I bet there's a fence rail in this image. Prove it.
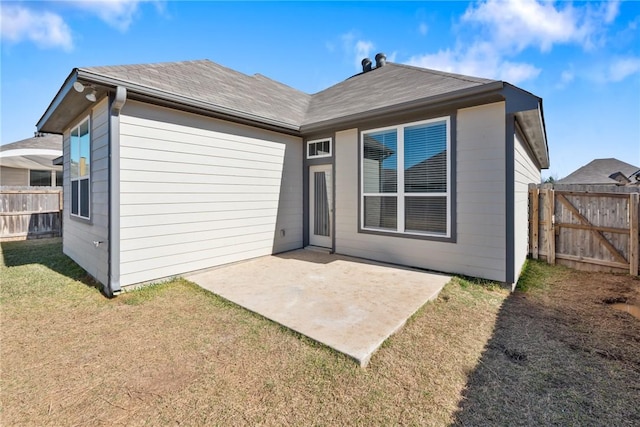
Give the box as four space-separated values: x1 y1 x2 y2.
529 185 639 275
0 187 62 241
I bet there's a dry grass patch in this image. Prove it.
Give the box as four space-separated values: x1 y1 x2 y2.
1 239 507 426
454 261 640 426
4 240 637 426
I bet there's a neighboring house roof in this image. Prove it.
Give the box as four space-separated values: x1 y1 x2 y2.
0 134 62 170
36 58 549 168
557 158 640 185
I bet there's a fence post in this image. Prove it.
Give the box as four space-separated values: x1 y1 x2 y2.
530 187 539 259
544 188 555 265
630 193 639 276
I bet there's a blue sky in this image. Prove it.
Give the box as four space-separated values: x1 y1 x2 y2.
1 0 638 180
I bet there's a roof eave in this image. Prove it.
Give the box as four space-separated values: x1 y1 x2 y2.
502 83 549 169
514 103 549 169
36 69 79 132
38 68 302 135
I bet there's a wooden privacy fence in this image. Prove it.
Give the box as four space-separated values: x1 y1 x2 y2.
0 187 63 241
529 185 639 275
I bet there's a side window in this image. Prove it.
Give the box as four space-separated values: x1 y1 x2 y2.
307 138 332 159
70 117 91 219
29 170 52 186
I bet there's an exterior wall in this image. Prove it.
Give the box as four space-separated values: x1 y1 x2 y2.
335 102 507 282
118 101 302 287
62 98 110 285
0 167 28 186
0 168 62 187
513 130 541 279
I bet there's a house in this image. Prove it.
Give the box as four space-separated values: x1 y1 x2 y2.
0 133 63 186
556 158 640 185
36 55 549 296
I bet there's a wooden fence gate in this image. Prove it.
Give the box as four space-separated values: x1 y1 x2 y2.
529 186 639 275
0 187 63 241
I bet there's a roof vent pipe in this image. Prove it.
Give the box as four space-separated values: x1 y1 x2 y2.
375 53 387 68
361 58 372 73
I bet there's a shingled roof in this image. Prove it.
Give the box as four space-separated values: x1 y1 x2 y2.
0 133 62 171
37 57 549 167
82 60 311 128
557 158 640 185
0 133 62 152
305 63 495 127
72 59 497 130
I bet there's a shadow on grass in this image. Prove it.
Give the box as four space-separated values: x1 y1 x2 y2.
0 238 104 295
452 262 640 426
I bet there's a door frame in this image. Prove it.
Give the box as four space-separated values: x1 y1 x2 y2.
308 164 333 249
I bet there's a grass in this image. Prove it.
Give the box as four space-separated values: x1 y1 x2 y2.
1 239 638 426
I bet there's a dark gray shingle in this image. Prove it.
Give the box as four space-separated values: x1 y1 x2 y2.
557 158 640 184
304 63 495 126
82 60 311 127
80 60 496 129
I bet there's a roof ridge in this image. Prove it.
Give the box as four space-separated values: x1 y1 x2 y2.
81 59 211 71
388 62 497 84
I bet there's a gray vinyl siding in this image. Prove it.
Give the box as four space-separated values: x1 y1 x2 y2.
514 130 541 279
118 101 302 287
335 102 507 282
62 98 110 285
0 167 28 186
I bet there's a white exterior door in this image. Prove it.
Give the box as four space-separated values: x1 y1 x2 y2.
309 164 332 248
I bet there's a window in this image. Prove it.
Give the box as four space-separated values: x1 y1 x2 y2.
55 170 63 187
70 117 90 219
307 138 332 159
29 170 52 186
361 117 450 237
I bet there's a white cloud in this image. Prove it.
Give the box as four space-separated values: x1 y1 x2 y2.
463 0 622 53
418 22 428 36
603 0 620 24
341 31 375 70
0 1 161 50
355 40 374 65
586 56 640 83
607 57 640 82
72 0 150 32
462 0 586 53
406 42 540 84
557 69 575 88
0 5 73 51
404 1 626 85
499 61 541 83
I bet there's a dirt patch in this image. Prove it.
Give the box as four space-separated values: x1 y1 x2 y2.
454 262 640 426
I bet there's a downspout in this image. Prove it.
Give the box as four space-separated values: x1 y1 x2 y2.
108 86 127 296
505 112 516 290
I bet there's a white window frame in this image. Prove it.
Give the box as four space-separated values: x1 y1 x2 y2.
306 138 332 159
360 116 451 238
70 116 91 220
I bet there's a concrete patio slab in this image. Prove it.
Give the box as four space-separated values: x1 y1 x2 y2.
185 249 451 367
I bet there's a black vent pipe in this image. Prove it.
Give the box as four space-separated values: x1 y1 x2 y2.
375 53 387 68
361 58 372 73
